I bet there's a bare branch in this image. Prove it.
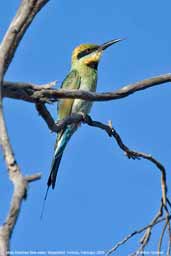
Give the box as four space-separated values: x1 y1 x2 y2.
25 172 42 182
0 1 48 254
2 73 171 103
129 203 164 256
158 220 168 254
35 107 169 206
0 0 49 75
106 214 170 255
3 80 56 103
139 203 163 249
167 237 171 256
36 103 57 131
0 172 41 254
35 105 171 255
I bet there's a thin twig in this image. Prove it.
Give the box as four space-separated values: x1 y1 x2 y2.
165 206 171 256
109 202 163 256
167 237 171 256
158 220 168 254
139 202 163 248
25 173 41 182
140 202 163 245
106 216 169 255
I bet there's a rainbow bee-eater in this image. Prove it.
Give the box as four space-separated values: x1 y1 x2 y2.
47 39 123 190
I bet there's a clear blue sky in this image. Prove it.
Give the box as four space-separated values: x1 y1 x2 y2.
0 0 171 255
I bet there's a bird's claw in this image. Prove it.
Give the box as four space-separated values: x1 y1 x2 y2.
79 112 92 124
125 150 140 160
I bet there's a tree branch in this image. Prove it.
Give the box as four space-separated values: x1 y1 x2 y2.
36 104 171 255
0 0 49 75
0 173 41 254
106 214 169 255
0 1 49 254
2 73 171 103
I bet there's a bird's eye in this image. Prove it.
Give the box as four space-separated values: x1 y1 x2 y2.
77 47 98 59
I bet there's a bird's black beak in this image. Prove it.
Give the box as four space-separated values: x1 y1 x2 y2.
99 38 124 51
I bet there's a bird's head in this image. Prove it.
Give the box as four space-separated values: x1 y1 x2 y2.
71 39 124 69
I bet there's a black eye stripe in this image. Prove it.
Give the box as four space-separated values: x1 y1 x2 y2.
77 46 99 59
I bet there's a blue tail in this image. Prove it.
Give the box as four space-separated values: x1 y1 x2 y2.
47 151 63 189
41 127 76 218
47 127 75 189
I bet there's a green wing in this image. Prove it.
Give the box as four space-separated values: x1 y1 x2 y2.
58 69 81 121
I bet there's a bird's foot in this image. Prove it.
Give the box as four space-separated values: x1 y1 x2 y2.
77 112 92 125
125 150 141 160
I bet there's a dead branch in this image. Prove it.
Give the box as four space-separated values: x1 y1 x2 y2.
106 213 171 255
36 106 168 206
36 104 171 255
0 0 49 75
158 220 168 254
0 0 49 255
0 173 41 254
2 73 171 103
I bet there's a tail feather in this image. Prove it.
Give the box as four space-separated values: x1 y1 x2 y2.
41 126 76 219
47 151 63 189
41 152 63 219
47 126 76 190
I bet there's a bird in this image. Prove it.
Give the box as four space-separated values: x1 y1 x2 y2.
47 38 123 192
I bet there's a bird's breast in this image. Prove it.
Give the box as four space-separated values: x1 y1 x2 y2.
72 74 97 114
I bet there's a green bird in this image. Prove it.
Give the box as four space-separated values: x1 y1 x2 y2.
47 39 123 190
